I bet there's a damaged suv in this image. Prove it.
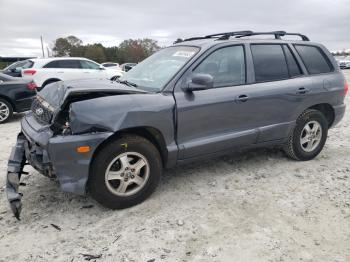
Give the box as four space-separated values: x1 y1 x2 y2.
7 31 347 219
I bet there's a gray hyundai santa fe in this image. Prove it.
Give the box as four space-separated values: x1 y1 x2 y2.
6 31 348 219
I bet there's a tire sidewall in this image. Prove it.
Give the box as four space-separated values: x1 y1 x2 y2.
292 110 328 160
0 99 13 124
89 136 162 209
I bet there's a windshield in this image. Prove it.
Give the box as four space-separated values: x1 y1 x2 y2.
119 46 199 91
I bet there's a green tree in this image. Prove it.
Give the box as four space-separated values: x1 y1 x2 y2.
53 35 83 57
84 44 106 63
52 38 71 56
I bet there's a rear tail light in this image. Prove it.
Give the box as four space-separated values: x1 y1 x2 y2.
344 81 348 96
27 82 37 90
23 69 36 75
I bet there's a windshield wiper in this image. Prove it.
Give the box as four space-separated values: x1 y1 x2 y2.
113 78 138 88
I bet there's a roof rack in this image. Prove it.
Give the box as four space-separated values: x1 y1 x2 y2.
183 30 310 42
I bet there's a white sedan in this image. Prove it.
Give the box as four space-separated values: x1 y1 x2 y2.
21 57 124 89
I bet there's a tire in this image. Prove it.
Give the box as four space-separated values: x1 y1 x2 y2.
88 135 162 209
0 99 13 124
284 109 328 161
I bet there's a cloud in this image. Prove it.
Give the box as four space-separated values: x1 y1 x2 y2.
0 0 349 56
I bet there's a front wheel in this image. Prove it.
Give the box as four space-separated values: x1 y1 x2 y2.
284 109 328 161
88 135 162 209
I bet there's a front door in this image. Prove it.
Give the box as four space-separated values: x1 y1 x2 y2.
174 45 258 159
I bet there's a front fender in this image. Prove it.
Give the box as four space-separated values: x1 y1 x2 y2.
69 93 178 167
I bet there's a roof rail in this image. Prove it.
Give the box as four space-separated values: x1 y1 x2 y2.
182 30 310 42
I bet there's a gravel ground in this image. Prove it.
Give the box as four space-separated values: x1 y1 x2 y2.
0 71 349 262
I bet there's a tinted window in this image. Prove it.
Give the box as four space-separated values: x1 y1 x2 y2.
44 60 80 69
251 44 289 82
44 61 60 68
59 60 81 69
80 60 100 69
283 46 302 77
193 45 245 87
103 63 117 67
294 45 333 74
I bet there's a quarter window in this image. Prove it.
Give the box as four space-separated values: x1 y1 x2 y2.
193 45 246 87
283 46 302 77
294 45 333 74
251 44 289 82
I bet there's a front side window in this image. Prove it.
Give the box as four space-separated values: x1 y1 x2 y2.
193 45 246 87
251 44 289 82
119 46 199 92
294 45 333 74
80 60 101 70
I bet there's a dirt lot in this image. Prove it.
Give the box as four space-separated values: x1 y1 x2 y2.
0 71 349 262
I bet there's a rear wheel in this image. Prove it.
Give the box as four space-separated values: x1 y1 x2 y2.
0 99 13 124
284 109 328 161
88 135 162 209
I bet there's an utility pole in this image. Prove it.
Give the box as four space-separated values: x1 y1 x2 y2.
40 35 45 58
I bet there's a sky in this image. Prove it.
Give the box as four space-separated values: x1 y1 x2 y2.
0 0 349 57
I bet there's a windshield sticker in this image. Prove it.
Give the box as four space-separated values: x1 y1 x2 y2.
172 51 196 58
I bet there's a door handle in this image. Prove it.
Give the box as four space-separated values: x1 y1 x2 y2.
236 94 249 102
57 71 64 73
296 87 309 94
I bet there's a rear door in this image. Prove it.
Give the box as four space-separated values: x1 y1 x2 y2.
245 43 313 142
43 59 81 81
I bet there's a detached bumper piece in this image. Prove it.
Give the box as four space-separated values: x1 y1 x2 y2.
6 134 27 220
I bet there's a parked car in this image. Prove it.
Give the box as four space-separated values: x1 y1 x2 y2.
0 73 37 124
121 63 137 72
6 31 348 219
336 56 350 69
1 60 34 77
21 57 123 89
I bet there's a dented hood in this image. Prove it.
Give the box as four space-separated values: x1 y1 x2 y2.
38 78 147 110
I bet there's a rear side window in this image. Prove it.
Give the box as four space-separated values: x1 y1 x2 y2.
44 60 81 69
193 45 246 87
294 45 333 74
251 44 289 82
44 61 60 68
59 60 81 69
282 46 302 77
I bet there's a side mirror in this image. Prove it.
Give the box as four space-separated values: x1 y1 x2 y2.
99 65 105 70
185 73 214 92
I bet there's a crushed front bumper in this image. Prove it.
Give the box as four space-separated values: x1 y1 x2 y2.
6 114 112 219
6 134 27 220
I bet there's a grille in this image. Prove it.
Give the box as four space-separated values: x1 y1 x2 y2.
31 98 53 125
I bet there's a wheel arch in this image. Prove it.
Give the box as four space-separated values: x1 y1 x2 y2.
0 94 15 112
91 126 168 167
42 78 61 88
308 103 335 127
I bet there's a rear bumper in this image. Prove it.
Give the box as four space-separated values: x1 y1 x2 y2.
332 103 346 127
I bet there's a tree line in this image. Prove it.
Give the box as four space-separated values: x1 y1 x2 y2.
52 36 162 64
